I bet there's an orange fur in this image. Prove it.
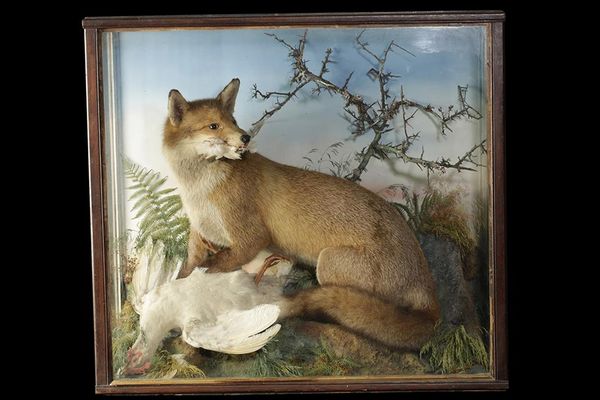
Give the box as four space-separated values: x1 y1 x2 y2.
163 79 440 349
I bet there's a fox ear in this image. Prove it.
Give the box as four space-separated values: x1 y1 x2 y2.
168 89 189 126
216 78 240 115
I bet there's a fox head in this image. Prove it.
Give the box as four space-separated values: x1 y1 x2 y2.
163 78 253 160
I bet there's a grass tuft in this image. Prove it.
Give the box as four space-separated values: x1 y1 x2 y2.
147 350 206 379
252 342 303 377
419 324 488 374
111 301 139 374
305 337 361 376
395 188 475 255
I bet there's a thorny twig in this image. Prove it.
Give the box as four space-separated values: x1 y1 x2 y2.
250 30 486 181
249 82 309 135
377 140 487 173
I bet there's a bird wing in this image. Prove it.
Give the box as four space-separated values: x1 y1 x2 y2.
182 304 281 354
130 240 183 315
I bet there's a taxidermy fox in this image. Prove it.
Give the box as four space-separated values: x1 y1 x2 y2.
163 79 440 350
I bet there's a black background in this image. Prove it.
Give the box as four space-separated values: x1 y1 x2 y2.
30 1 536 399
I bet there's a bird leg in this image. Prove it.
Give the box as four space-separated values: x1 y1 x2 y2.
254 254 290 285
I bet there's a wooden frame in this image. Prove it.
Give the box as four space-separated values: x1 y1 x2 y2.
83 11 506 394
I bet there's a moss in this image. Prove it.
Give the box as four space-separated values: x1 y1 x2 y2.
396 353 428 374
304 337 361 376
252 342 303 377
419 324 489 374
147 350 206 379
194 321 308 378
111 301 139 374
191 324 367 378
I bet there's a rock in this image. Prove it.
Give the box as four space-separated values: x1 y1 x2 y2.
418 233 479 329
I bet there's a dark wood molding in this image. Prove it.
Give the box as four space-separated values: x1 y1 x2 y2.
490 21 508 383
83 12 507 394
85 28 111 386
97 377 508 394
82 11 505 29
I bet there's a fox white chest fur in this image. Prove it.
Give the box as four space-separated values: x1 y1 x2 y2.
165 151 233 247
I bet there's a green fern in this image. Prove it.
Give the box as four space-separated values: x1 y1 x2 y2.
124 159 189 261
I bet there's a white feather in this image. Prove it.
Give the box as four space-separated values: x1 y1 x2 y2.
130 240 182 314
183 304 281 354
124 266 286 374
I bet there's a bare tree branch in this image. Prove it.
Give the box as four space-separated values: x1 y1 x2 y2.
345 129 384 182
453 139 487 169
341 71 354 91
251 30 486 181
377 139 487 173
249 81 309 136
319 48 333 77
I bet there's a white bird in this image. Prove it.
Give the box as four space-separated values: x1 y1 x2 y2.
123 268 284 376
129 240 183 315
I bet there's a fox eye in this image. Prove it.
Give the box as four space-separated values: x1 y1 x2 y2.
232 118 237 125
208 123 219 130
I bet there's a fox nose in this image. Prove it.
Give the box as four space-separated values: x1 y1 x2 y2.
241 134 251 144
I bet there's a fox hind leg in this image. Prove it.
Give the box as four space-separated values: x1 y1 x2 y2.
285 246 438 350
315 246 398 303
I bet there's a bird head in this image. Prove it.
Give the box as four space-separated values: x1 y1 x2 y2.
121 287 180 376
124 348 151 376
122 331 153 376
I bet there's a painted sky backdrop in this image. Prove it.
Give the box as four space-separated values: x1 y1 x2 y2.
104 26 487 206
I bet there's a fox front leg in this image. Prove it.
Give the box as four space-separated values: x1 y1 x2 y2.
203 231 270 274
202 246 261 273
178 230 218 278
